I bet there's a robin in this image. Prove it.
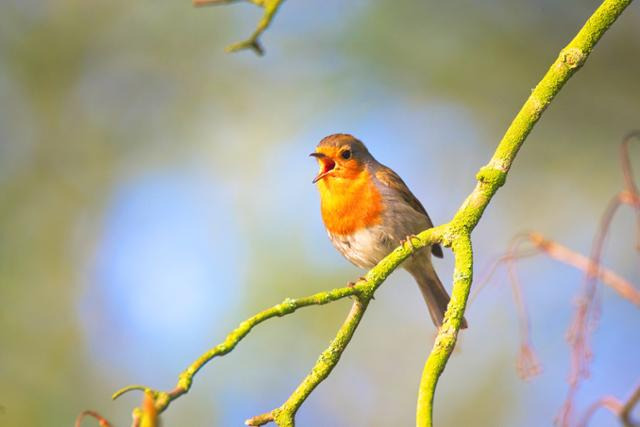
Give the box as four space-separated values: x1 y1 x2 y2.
310 133 467 328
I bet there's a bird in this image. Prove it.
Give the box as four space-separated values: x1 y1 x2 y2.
310 133 467 329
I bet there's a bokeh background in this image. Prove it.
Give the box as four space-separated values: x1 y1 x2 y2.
1 1 639 426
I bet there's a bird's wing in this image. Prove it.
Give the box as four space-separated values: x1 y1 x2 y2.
375 166 444 258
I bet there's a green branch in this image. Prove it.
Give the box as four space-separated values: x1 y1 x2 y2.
112 283 362 410
114 229 443 422
246 298 369 426
194 0 286 55
416 1 633 425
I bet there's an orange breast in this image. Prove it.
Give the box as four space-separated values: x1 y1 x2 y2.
318 169 384 235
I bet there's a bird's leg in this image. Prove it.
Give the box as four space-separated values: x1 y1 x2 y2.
402 234 420 254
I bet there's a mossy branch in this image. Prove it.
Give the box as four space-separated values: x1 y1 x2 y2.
246 297 369 426
112 283 363 410
114 230 444 423
416 0 633 425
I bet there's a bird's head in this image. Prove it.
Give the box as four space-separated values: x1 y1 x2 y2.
310 134 372 183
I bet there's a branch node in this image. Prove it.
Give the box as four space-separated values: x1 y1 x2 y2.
476 166 507 188
225 38 265 56
177 372 192 393
278 297 297 316
196 0 285 55
558 47 586 70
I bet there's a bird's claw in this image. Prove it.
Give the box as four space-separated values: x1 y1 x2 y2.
402 234 420 252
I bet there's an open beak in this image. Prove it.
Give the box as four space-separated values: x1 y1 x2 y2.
309 152 335 183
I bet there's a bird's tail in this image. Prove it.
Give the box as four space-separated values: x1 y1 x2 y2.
407 256 468 329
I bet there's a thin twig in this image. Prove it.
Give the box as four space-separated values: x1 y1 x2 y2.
577 396 623 427
559 194 635 425
113 283 364 410
195 0 286 55
505 240 542 380
75 410 113 427
528 232 640 306
621 131 640 250
558 130 639 425
621 382 640 427
577 381 640 427
473 229 639 381
246 297 369 426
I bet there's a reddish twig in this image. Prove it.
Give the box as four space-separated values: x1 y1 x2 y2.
75 390 159 427
473 133 640 425
75 410 113 427
504 236 542 380
577 381 640 427
621 382 640 427
559 188 639 425
527 232 640 306
621 131 640 250
577 396 623 427
473 230 639 381
470 234 542 379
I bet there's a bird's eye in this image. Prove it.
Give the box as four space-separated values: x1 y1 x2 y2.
340 149 352 160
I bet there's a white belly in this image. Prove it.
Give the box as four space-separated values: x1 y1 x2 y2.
328 225 396 269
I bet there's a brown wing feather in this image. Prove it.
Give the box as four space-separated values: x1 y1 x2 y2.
375 166 443 258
